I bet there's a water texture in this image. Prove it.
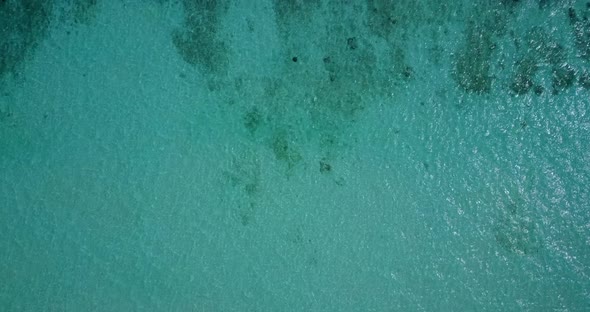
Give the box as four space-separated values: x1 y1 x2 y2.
1 0 589 311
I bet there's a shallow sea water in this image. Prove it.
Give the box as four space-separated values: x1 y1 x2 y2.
1 0 589 311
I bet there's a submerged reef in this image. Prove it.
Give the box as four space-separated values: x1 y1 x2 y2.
0 0 99 85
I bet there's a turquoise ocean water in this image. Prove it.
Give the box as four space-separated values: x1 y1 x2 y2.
1 0 589 311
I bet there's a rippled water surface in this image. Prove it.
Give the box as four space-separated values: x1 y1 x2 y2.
1 1 589 311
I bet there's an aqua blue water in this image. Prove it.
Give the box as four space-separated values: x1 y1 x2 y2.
1 0 589 311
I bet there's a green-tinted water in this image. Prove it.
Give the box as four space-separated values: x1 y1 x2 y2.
1 0 589 311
